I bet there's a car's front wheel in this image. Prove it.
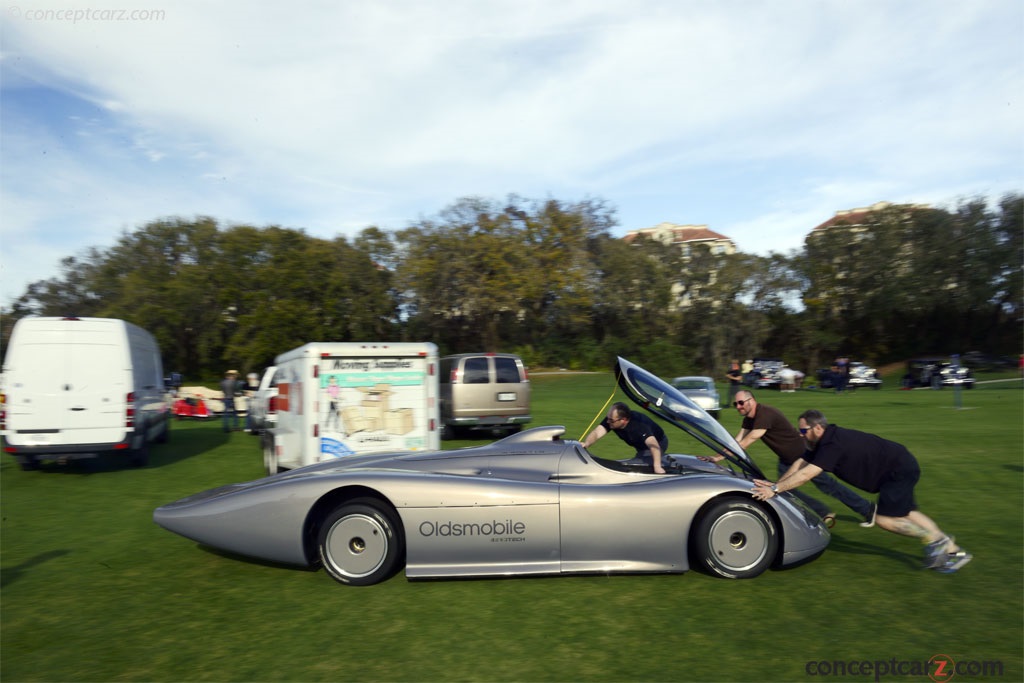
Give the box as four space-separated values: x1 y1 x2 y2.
692 497 778 579
318 500 404 586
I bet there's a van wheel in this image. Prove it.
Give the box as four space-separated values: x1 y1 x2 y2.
263 435 278 475
18 456 39 471
130 439 150 467
156 420 170 443
318 500 404 586
440 424 454 440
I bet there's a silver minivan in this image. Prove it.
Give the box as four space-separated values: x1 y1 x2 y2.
438 353 531 439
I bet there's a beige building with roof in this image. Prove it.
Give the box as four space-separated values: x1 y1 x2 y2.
808 201 931 237
624 222 737 310
624 222 736 257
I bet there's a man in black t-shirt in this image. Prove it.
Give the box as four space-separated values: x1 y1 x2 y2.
583 401 669 474
751 409 972 574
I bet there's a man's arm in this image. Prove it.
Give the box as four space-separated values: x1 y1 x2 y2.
702 427 755 463
736 428 765 451
645 435 665 474
582 425 607 449
752 460 824 500
778 458 804 481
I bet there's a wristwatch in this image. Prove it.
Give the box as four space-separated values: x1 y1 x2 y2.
770 484 779 494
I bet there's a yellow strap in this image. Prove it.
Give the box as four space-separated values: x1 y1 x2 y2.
579 386 618 441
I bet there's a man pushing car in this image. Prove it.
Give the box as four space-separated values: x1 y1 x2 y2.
750 409 971 574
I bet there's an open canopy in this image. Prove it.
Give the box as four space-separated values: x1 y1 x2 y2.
614 357 766 479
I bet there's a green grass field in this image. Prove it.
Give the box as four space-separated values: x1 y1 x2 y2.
3 373 1022 682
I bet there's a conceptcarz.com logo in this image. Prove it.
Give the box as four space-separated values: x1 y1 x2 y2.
804 654 1005 682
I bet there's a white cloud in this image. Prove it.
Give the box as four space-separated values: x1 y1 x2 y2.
1 0 1021 306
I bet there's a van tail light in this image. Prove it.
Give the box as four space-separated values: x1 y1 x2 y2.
126 392 135 428
1 392 6 430
268 396 277 415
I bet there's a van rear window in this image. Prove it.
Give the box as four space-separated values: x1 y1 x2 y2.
495 358 521 383
463 357 490 384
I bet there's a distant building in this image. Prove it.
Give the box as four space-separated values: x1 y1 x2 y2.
805 201 938 304
808 201 931 239
624 222 736 258
624 222 737 310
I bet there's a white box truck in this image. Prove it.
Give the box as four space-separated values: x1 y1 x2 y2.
1 317 170 469
263 342 440 474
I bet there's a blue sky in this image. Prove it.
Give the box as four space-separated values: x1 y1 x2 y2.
2 0 1021 307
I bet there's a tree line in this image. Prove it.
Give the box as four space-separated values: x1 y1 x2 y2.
3 193 1020 381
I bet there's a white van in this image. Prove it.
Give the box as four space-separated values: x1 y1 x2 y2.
1 317 169 469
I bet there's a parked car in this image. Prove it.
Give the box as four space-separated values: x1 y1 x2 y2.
903 359 975 389
748 358 785 389
670 376 721 418
960 351 1016 372
816 362 882 390
154 356 830 587
247 366 278 435
438 353 531 439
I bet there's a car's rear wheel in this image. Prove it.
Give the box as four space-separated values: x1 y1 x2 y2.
692 497 778 579
318 500 404 586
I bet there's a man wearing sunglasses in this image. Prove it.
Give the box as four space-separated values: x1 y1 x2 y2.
583 402 669 474
751 410 971 574
703 390 873 528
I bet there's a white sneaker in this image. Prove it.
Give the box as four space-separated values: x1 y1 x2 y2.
859 503 877 528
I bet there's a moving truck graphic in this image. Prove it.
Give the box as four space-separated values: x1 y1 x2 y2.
263 342 439 474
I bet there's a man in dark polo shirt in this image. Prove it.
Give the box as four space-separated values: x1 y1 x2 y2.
583 402 668 474
751 409 972 574
703 390 873 527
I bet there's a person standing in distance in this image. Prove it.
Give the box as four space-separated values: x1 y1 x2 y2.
583 402 668 474
725 359 743 404
751 409 971 573
219 369 242 433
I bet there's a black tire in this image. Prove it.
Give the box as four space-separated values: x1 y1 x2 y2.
129 437 149 468
440 423 455 440
691 497 778 579
262 435 278 475
18 456 40 471
318 500 404 586
156 418 170 443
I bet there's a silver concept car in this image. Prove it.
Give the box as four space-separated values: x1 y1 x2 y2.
154 358 830 586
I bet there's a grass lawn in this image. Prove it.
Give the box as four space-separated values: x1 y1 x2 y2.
2 372 1022 682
